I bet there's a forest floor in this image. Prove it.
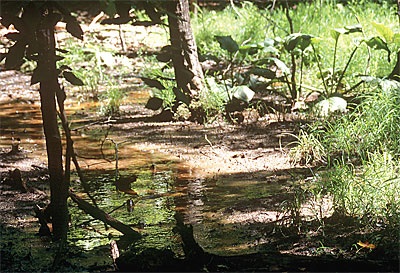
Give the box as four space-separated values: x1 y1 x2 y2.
0 15 399 272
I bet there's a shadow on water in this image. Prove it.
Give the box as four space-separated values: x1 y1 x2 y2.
0 91 303 265
6 86 393 272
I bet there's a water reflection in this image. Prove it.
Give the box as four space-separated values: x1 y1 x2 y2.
0 85 293 258
186 178 206 224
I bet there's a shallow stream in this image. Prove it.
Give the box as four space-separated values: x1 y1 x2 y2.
0 85 296 270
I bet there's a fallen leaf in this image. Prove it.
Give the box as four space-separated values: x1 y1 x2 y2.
357 241 376 249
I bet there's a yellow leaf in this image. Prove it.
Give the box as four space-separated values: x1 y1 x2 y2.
357 241 376 249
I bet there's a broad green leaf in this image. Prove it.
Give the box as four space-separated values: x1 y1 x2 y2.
180 68 195 84
240 41 279 55
65 16 84 40
157 45 172 62
311 37 323 44
215 35 239 53
173 87 190 105
101 0 117 17
364 36 391 62
262 46 280 55
5 32 21 41
5 41 26 69
31 67 42 85
314 96 347 117
145 97 163 110
262 38 275 47
331 25 362 41
43 12 62 27
270 57 290 75
205 77 226 99
156 51 172 62
284 33 313 52
56 47 69 54
344 24 362 33
59 64 73 71
393 33 400 46
331 28 346 40
0 53 6 63
251 67 276 79
231 85 255 103
56 86 66 106
359 75 382 84
372 21 394 43
239 44 259 55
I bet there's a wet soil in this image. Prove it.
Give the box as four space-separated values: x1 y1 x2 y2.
1 72 398 272
1 18 399 272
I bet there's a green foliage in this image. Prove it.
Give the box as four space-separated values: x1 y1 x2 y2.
288 128 326 166
192 2 270 59
99 85 126 117
58 38 114 99
198 77 229 120
193 1 397 111
299 79 400 230
324 79 400 158
319 151 400 229
141 63 177 111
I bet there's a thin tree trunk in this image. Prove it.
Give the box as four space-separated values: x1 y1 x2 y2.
37 10 69 241
165 0 204 99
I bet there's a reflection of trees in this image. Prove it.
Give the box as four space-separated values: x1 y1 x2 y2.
186 178 206 224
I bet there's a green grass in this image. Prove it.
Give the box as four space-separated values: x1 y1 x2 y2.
295 79 400 230
324 79 400 158
192 1 397 101
193 2 270 60
318 150 400 229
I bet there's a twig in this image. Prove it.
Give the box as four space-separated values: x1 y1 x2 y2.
69 190 141 238
119 25 126 52
88 11 105 31
106 138 120 184
204 134 213 148
56 86 100 211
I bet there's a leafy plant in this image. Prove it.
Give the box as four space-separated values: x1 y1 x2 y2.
323 79 400 159
99 85 125 117
305 78 400 230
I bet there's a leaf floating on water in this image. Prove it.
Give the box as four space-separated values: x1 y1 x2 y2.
357 241 376 250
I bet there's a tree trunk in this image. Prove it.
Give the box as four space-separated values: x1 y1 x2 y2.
165 0 204 100
36 10 69 241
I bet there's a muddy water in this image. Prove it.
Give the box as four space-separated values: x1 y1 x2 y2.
0 87 292 266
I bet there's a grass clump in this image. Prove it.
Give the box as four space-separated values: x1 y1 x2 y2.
304 79 400 230
99 85 126 117
193 2 270 59
319 150 400 229
324 79 400 159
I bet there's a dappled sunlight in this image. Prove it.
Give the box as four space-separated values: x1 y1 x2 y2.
1 0 398 270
